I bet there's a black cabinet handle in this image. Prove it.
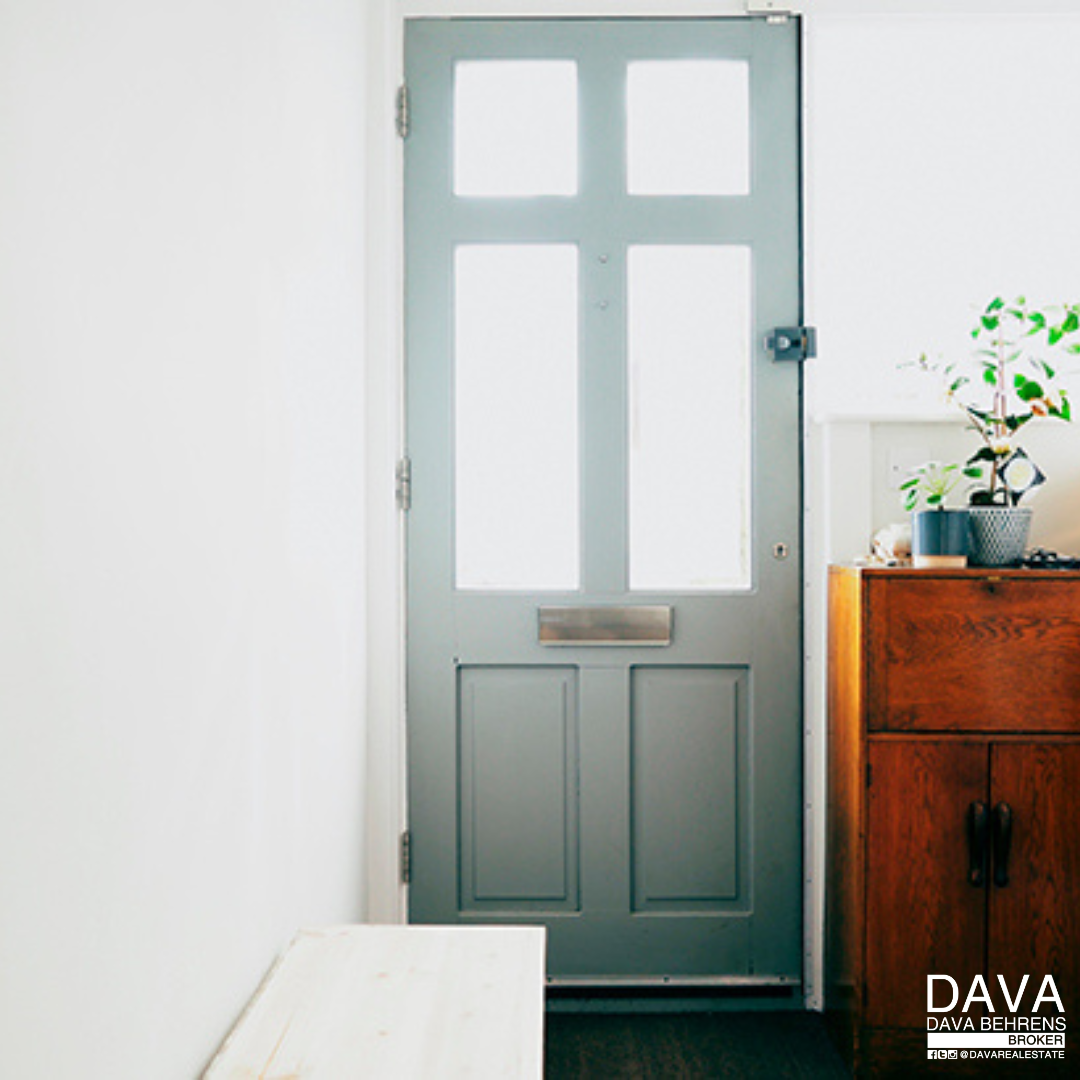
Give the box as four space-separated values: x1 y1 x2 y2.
993 802 1013 888
967 801 989 887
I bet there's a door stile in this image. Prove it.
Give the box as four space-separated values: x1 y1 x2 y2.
578 49 629 598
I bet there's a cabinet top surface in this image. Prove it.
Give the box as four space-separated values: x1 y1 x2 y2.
830 565 1080 581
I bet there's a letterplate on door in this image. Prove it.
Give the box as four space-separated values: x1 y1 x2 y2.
538 606 672 646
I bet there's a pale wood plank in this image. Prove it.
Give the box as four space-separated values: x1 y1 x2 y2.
204 925 546 1079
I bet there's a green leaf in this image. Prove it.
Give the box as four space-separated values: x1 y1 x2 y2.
1040 360 1057 379
1018 380 1044 402
1061 396 1072 422
987 297 1005 313
927 493 943 507
899 477 919 490
1066 344 1080 355
1029 311 1046 328
904 490 918 512
1063 311 1079 333
983 367 998 385
962 466 984 478
982 315 1000 332
970 447 999 463
1049 327 1064 346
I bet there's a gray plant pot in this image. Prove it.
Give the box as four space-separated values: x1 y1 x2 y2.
911 508 970 568
968 506 1033 567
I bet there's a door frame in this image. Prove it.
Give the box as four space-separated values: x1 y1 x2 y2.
361 0 822 1006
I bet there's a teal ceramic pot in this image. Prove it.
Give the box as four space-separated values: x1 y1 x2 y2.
911 508 970 568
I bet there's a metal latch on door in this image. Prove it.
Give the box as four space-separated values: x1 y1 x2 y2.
766 326 817 362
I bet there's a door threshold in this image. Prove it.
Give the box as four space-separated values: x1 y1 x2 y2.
546 975 799 989
546 983 804 1014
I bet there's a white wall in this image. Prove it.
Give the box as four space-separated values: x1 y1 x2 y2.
806 8 1080 558
0 2 369 1076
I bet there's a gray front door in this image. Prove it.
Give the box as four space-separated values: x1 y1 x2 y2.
405 17 802 984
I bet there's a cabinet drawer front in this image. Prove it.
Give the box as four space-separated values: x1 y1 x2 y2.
866 577 1080 733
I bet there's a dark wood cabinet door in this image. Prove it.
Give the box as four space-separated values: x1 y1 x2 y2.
989 742 1080 1018
865 740 988 1028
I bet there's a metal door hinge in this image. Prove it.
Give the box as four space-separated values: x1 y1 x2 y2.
396 456 412 511
400 830 412 884
396 84 410 139
766 326 817 363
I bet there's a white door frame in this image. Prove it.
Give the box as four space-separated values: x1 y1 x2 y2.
360 0 826 1009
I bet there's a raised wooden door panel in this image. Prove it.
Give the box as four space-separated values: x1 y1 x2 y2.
865 740 988 1029
865 574 1080 734
989 742 1080 1018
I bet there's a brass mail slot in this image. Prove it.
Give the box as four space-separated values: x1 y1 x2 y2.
538 606 672 647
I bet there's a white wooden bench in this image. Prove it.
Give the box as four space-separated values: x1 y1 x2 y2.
204 925 546 1079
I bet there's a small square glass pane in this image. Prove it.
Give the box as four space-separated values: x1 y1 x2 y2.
455 245 580 590
627 61 750 196
628 245 752 591
455 61 578 196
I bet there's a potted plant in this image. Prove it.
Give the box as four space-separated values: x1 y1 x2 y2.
911 296 1080 566
900 461 975 568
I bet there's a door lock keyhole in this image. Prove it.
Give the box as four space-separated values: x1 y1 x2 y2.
773 542 790 561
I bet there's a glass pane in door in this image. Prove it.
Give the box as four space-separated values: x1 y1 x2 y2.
628 245 752 590
627 61 750 196
455 61 578 196
455 244 580 590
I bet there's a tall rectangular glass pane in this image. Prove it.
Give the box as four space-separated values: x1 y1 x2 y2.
628 246 752 591
627 61 750 196
455 61 578 196
455 245 579 590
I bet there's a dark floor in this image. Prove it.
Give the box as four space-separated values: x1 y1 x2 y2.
545 1012 851 1079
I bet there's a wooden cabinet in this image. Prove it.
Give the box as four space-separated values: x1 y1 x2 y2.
827 567 1080 1077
